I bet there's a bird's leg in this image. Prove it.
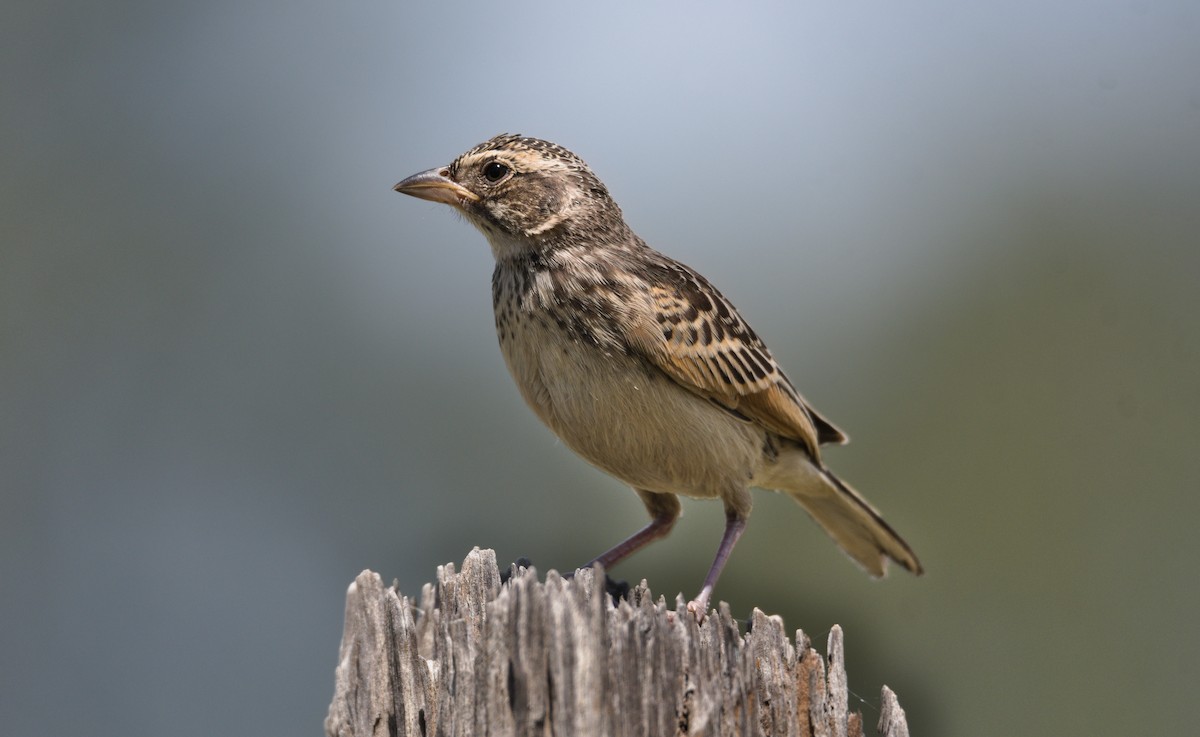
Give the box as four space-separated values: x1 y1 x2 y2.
687 507 748 616
585 490 680 571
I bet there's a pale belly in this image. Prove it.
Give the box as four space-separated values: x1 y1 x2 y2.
498 321 768 498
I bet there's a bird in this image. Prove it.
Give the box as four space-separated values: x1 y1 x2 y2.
393 134 922 613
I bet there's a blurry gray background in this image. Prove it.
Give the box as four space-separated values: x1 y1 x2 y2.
3 1 1198 735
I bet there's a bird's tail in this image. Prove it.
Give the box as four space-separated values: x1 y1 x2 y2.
786 466 923 577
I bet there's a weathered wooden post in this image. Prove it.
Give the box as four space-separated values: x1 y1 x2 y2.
326 548 911 737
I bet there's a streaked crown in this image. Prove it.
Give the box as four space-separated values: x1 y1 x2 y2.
400 134 630 257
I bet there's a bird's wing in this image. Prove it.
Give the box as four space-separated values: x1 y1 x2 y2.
624 256 847 457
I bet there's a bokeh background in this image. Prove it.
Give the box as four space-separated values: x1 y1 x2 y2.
3 2 1198 735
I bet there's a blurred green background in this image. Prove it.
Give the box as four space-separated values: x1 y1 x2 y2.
3 2 1197 735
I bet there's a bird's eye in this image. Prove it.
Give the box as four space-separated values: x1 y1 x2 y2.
482 161 510 182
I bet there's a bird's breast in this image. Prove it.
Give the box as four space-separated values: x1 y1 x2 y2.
491 266 766 497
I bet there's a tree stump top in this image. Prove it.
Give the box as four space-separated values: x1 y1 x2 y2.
326 548 911 737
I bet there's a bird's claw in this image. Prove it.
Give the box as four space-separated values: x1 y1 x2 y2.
685 599 710 623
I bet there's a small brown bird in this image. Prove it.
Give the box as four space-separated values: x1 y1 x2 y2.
394 134 921 612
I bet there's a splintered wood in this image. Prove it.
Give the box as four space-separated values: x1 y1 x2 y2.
325 548 911 737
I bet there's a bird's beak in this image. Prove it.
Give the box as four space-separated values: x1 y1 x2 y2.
393 167 480 207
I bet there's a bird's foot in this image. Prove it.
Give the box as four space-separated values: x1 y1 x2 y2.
559 563 631 606
602 575 631 604
684 586 714 622
665 588 713 624
499 557 534 585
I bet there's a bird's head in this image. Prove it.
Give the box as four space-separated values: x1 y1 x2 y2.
394 134 628 259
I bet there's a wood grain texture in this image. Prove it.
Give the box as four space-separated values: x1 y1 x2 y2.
325 548 911 737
